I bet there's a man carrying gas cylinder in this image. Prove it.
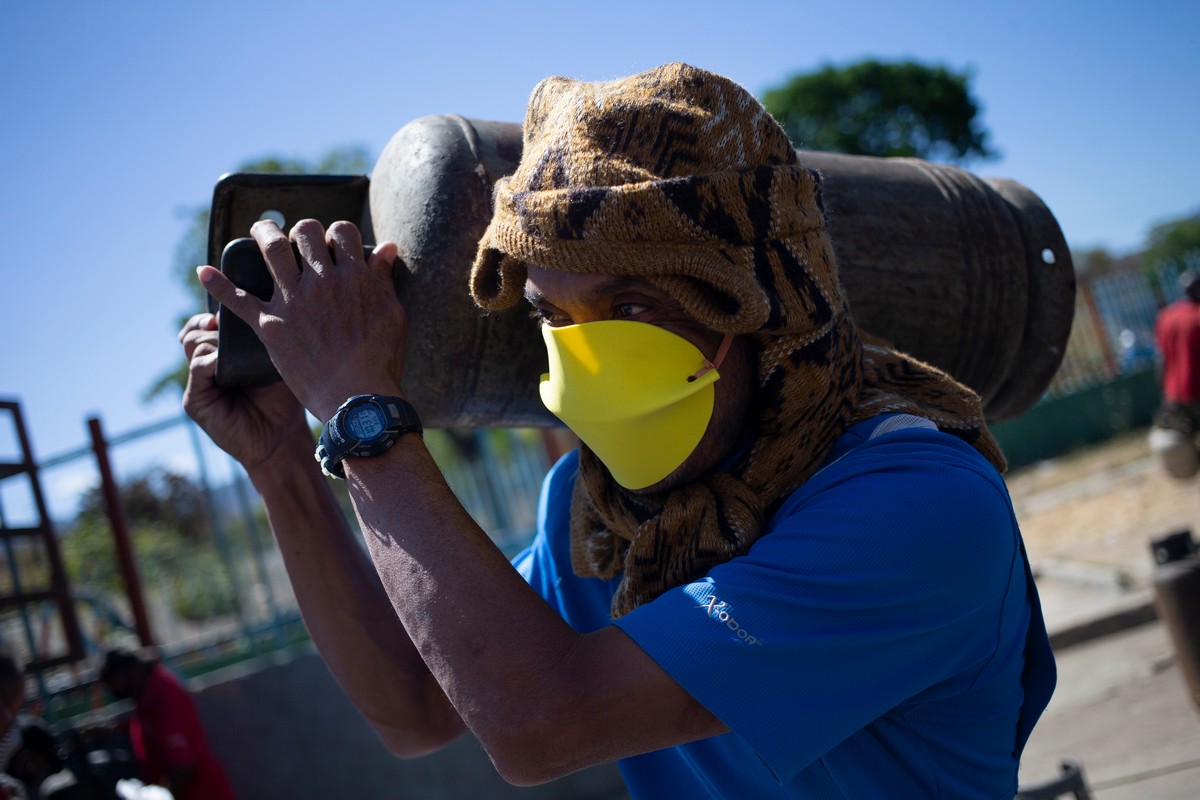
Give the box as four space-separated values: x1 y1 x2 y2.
180 63 1055 798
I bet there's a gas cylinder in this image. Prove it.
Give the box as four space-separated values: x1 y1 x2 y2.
1150 529 1200 710
208 115 1076 429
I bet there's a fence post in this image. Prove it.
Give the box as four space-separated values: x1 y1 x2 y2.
87 416 155 648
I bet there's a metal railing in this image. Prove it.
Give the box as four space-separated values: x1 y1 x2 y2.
1046 263 1185 399
5 408 552 722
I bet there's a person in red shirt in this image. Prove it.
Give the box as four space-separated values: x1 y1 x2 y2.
0 653 27 800
1156 270 1200 408
100 650 235 800
1151 270 1200 477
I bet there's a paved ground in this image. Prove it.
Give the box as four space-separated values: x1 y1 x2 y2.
1006 429 1200 798
1009 429 1199 615
1018 624 1200 798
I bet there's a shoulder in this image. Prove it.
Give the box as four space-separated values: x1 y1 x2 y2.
766 415 1018 581
782 415 1009 504
1160 300 1200 325
146 665 196 713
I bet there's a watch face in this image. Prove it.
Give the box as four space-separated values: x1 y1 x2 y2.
345 404 387 441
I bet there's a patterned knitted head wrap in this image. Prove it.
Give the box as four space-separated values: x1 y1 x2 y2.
471 63 1004 617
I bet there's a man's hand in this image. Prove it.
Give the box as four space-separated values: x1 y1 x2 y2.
196 219 405 423
179 312 308 471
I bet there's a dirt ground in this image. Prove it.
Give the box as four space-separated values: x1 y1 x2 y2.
1004 427 1200 592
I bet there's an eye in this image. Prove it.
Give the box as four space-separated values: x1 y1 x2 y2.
612 302 649 320
529 306 570 327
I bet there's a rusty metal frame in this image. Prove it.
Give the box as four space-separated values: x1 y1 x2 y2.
0 400 85 672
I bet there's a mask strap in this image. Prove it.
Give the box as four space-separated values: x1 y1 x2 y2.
689 334 736 382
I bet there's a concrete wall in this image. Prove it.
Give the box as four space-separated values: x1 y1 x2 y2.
191 651 629 800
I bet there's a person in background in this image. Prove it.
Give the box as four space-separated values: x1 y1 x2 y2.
0 652 28 800
99 650 234 800
1156 270 1200 422
1150 270 1200 477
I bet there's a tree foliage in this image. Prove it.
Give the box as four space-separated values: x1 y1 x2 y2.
1144 212 1200 273
75 468 209 541
145 145 373 401
761 59 995 164
1073 247 1142 278
63 467 240 622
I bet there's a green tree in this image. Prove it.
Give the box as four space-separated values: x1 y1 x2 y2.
75 467 209 541
62 468 240 622
1144 212 1200 274
145 145 373 401
1073 247 1142 278
761 59 995 164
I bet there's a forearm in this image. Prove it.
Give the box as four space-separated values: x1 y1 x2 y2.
339 436 724 785
248 430 465 754
190 220 723 782
342 436 593 774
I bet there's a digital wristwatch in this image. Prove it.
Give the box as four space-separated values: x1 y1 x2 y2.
315 394 423 479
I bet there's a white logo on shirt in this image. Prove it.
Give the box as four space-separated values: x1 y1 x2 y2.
696 594 763 645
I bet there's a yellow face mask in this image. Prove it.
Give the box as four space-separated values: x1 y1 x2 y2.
539 320 730 490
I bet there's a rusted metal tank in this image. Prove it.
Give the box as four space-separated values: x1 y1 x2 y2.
209 114 1075 428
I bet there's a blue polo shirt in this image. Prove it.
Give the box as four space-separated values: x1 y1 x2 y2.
514 415 1055 799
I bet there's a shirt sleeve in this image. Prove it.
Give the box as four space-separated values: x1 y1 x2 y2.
614 433 1023 782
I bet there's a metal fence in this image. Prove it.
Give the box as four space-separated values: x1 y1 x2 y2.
1046 262 1185 398
2 410 552 722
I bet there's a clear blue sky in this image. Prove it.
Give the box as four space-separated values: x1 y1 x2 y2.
2 0 1197 492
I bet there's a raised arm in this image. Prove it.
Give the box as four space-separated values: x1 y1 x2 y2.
179 311 465 755
193 219 726 784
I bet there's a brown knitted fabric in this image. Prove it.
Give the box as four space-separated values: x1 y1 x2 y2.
471 63 1005 618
